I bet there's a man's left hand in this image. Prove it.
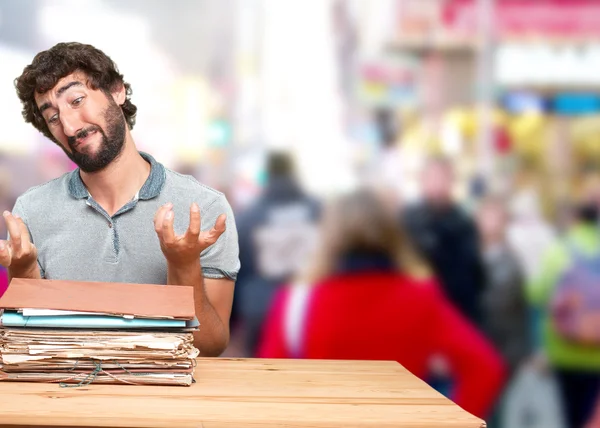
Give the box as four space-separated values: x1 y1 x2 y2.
154 202 226 267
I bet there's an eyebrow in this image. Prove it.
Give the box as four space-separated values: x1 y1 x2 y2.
38 81 84 114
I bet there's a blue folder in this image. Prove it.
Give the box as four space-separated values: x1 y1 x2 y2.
1 311 186 329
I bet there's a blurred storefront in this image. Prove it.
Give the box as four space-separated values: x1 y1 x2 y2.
352 0 600 215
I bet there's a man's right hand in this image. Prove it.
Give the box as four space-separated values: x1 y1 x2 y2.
0 211 40 278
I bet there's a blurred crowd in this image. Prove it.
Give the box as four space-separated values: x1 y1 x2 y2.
1 123 599 428
2 145 597 427
227 150 600 428
2 2 600 427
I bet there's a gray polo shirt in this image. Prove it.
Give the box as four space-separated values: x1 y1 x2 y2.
10 152 240 284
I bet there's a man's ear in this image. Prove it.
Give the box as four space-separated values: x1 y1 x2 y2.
112 83 126 106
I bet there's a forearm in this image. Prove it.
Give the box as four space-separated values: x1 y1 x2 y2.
8 264 41 283
167 260 228 356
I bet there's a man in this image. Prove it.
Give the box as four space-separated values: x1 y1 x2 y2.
529 181 600 428
234 151 320 356
402 156 487 397
2 42 240 357
403 156 486 326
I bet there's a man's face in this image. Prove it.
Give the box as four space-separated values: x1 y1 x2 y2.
34 72 126 173
477 203 506 242
421 162 453 205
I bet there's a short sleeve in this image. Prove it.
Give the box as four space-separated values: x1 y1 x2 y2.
199 194 240 281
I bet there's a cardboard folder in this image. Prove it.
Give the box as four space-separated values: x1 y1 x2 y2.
0 327 199 386
0 371 194 386
0 278 195 320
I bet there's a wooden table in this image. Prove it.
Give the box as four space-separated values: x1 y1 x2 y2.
0 358 485 428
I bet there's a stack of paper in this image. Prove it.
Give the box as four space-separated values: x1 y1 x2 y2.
0 279 199 387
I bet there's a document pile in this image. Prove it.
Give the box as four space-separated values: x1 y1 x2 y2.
0 278 199 386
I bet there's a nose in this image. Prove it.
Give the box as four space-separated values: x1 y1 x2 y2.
59 110 83 137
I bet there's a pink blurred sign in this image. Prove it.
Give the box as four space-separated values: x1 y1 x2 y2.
443 0 600 37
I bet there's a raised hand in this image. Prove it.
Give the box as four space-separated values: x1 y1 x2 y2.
154 202 226 267
0 211 39 276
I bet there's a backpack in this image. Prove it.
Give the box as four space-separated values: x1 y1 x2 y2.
550 242 600 345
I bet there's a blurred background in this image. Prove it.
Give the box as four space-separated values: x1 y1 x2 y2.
3 0 600 427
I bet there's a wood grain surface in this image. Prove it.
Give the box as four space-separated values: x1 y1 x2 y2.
0 358 485 428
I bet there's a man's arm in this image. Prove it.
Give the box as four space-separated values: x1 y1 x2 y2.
155 201 238 357
2 210 41 283
401 205 430 258
8 263 41 283
167 259 233 356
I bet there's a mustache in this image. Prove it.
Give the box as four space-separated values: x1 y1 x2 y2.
68 126 101 147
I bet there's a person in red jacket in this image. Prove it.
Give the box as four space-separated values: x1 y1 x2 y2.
257 188 506 419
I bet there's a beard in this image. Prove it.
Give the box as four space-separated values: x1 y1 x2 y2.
64 97 126 173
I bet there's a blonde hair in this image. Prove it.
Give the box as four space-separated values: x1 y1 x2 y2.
301 188 430 283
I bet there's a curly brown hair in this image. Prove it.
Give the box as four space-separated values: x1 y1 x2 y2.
14 42 137 142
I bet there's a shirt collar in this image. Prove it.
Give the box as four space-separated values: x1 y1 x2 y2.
68 151 166 200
